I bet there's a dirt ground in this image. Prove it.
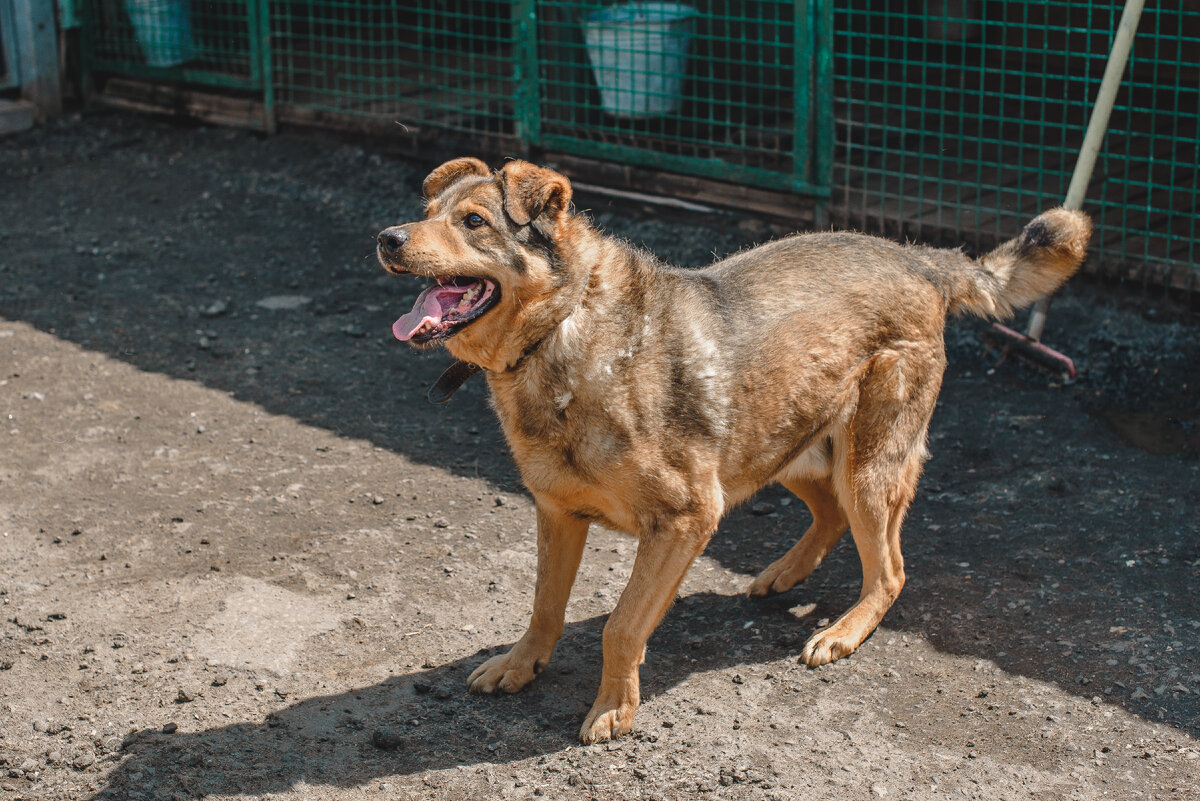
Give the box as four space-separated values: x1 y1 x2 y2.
1 111 1198 801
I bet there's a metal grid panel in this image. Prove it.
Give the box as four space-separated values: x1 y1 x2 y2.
536 1 821 192
269 0 518 141
84 0 260 88
831 0 1199 290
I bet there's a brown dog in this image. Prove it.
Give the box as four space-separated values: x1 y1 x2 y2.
376 158 1091 743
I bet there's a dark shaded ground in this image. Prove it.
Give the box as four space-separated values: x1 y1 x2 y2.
0 112 1197 801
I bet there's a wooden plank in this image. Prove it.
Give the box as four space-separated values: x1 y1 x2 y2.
95 78 266 131
13 0 62 116
546 152 815 224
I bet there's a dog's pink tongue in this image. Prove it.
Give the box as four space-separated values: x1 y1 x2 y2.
393 284 467 341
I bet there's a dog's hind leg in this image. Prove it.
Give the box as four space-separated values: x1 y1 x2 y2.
468 502 589 694
799 349 939 667
747 476 848 597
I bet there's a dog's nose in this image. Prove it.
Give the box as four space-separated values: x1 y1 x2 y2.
378 227 409 253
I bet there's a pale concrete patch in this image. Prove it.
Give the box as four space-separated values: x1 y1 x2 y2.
195 576 342 674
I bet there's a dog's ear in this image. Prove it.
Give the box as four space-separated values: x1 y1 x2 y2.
422 157 491 199
500 160 572 237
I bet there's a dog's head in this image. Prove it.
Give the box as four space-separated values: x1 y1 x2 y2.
376 158 579 370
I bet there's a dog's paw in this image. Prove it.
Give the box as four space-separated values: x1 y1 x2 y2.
466 648 548 694
746 557 804 597
799 623 859 667
579 697 637 744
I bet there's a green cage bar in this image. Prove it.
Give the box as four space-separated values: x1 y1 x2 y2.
829 0 1198 288
269 0 520 145
77 0 1199 292
83 0 262 90
534 0 827 195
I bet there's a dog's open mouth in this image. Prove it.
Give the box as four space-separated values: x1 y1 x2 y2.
393 276 499 344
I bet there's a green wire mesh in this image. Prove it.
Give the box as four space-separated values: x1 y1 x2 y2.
536 1 818 192
84 0 260 87
831 0 1198 290
79 0 1198 291
269 0 517 141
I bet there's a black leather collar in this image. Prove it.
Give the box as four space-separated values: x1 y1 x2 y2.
426 334 549 404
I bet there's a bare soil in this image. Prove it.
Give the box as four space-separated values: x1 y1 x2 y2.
1 112 1198 801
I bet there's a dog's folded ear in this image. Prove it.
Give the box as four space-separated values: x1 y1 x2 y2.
500 160 573 238
423 157 491 199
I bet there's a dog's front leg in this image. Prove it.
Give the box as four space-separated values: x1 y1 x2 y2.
468 502 588 694
580 522 713 744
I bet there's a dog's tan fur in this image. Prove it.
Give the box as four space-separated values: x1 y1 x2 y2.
377 158 1091 743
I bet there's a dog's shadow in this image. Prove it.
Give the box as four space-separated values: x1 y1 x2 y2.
90 517 1198 800
91 590 835 799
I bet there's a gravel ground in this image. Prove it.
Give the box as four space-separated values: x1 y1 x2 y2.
1 112 1197 801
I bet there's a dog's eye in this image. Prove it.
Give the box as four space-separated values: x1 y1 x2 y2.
463 213 486 230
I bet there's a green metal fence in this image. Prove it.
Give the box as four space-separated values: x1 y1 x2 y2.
534 1 828 194
83 0 265 90
832 0 1199 290
81 0 1198 290
269 0 518 143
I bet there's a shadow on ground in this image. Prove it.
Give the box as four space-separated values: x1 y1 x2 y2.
4 116 1196 798
90 549 1197 799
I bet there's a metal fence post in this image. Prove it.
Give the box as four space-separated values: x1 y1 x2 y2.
513 0 541 152
812 0 833 228
255 0 276 134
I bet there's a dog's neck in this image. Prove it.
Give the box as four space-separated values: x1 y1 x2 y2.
486 225 662 397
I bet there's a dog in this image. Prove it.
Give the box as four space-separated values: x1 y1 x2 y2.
376 157 1091 743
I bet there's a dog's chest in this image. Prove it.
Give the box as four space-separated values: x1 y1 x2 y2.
491 380 644 523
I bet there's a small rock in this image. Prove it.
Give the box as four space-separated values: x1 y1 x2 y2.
750 501 775 516
211 676 227 687
719 774 735 786
255 295 312 311
433 517 450 528
371 495 385 505
32 720 49 733
175 689 195 704
494 496 506 507
162 722 178 734
19 758 37 773
102 736 123 753
871 783 888 796
200 300 229 317
73 752 95 770
371 728 403 750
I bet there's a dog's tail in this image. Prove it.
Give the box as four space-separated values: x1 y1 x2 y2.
947 208 1092 319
